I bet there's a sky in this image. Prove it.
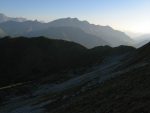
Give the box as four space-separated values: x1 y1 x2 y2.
0 0 150 34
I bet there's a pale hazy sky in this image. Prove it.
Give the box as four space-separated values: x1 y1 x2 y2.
0 0 150 34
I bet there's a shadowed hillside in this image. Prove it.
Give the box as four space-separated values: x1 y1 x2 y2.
46 43 150 113
0 36 135 87
2 37 149 113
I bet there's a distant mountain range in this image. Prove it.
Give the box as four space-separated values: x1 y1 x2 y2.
47 18 133 47
0 13 150 113
0 13 133 48
0 14 150 113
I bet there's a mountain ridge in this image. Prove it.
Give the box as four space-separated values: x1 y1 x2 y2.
0 36 135 87
0 14 134 48
48 17 133 47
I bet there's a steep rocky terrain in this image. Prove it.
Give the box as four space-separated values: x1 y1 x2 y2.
0 37 149 113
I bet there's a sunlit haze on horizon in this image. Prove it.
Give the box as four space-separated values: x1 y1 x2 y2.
0 0 150 34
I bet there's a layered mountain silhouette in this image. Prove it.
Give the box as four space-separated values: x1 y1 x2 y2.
0 20 46 36
0 13 149 113
26 26 109 48
0 14 133 48
48 18 133 47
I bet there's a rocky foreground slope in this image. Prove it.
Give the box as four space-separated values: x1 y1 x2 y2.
0 37 149 113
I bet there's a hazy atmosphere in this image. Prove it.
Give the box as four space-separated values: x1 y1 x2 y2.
0 0 150 35
0 1 150 113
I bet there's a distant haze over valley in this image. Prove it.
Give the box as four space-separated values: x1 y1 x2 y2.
0 13 149 48
1 1 150 112
0 13 147 38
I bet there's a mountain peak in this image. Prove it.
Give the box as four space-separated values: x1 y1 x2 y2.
0 14 133 47
49 17 90 26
